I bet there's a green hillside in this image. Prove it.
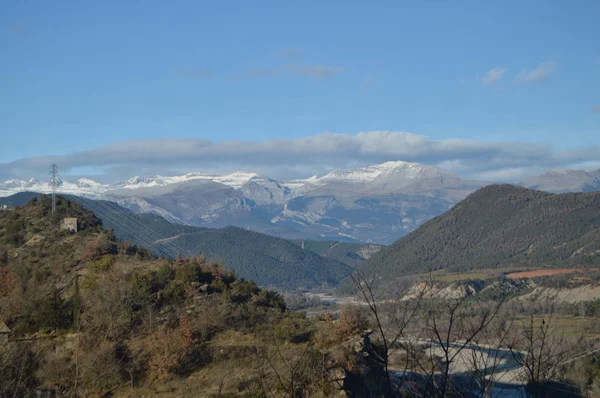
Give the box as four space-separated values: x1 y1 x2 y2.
341 184 600 292
73 196 353 289
169 227 353 289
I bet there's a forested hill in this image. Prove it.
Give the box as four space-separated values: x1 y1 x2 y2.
0 193 354 290
166 226 353 289
343 184 600 289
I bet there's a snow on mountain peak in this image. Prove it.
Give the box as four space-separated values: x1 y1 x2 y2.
319 160 436 183
110 170 262 191
377 160 414 169
77 178 103 188
0 160 456 198
24 178 43 188
3 179 26 189
211 171 261 188
127 176 143 185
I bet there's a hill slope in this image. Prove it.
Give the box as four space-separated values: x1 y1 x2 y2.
167 227 353 289
76 197 354 289
343 185 600 291
0 193 353 289
0 196 327 396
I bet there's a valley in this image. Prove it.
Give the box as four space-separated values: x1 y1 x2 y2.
2 183 600 397
3 2 599 396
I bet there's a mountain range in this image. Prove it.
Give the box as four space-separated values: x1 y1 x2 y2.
2 161 599 244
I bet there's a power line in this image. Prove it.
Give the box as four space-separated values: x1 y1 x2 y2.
98 200 188 256
49 163 59 213
79 197 188 258
79 199 166 251
86 200 178 257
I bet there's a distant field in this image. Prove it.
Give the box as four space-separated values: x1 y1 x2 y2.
408 267 532 282
506 268 600 279
433 272 489 282
513 315 600 339
404 267 599 282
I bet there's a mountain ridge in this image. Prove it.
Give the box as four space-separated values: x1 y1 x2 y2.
0 160 463 197
3 162 599 244
340 184 600 294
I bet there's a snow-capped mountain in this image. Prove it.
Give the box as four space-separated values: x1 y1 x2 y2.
2 162 598 243
0 177 105 197
0 171 265 198
0 161 487 243
110 171 261 191
319 161 444 183
14 161 600 243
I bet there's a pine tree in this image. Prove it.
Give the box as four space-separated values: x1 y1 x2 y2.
0 249 8 265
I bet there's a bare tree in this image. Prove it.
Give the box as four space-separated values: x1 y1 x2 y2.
506 311 585 397
255 334 338 398
0 342 40 397
350 272 509 398
351 271 424 396
458 318 515 398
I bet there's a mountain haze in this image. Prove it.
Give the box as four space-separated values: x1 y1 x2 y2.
521 168 600 193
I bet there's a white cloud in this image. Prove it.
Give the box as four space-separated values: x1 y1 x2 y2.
0 131 600 180
1 131 599 182
482 68 507 86
515 61 556 83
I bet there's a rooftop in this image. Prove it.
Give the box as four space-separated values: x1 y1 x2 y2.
0 322 10 333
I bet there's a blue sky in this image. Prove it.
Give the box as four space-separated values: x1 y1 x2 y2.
1 0 599 182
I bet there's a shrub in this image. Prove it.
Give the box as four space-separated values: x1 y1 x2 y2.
88 255 115 272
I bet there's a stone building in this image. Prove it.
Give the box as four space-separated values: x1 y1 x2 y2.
0 322 10 344
60 217 78 232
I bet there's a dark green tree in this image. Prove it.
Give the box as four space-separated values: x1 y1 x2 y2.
39 290 72 330
73 276 81 331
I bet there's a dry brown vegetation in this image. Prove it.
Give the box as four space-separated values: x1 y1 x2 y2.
2 197 600 397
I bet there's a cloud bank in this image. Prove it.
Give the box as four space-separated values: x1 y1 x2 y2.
515 61 556 83
2 131 599 183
